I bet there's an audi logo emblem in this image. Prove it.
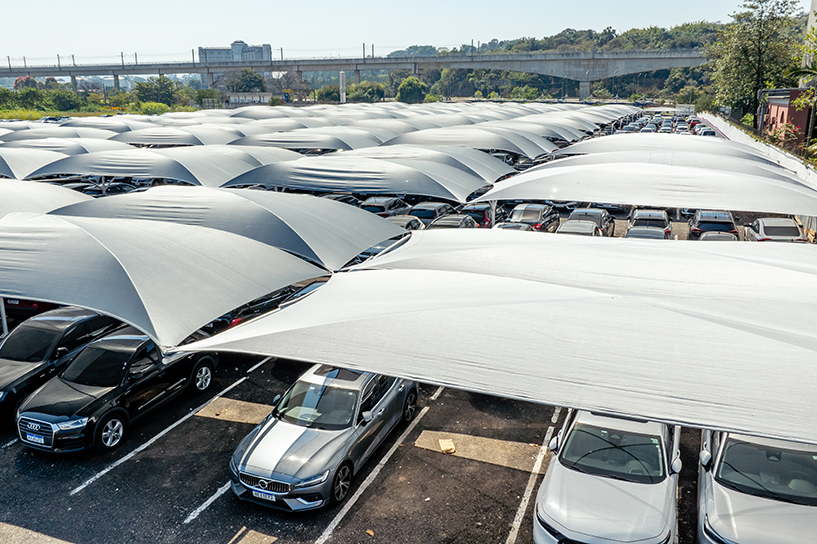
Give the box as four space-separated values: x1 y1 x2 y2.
258 480 268 490
27 422 40 431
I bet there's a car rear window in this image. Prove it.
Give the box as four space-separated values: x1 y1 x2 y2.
633 219 667 228
570 213 602 226
361 205 386 213
409 209 437 219
510 208 541 221
764 226 801 236
463 210 487 222
697 222 735 232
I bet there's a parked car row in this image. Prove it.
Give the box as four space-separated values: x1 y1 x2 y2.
534 410 817 544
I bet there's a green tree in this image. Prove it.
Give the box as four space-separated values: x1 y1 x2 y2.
316 85 340 102
134 75 179 106
396 76 427 103
708 0 798 126
48 89 84 111
224 69 266 93
14 76 38 90
347 82 385 103
15 88 46 109
194 88 220 106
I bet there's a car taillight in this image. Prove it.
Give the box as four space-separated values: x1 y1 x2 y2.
377 212 388 218
729 230 739 235
530 223 543 230
757 238 771 241
665 227 671 234
229 318 243 328
691 228 702 233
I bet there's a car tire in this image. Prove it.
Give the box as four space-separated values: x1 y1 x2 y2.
190 357 215 394
403 389 418 423
330 462 353 505
95 412 127 452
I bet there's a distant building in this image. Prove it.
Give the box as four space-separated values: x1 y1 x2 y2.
198 41 272 63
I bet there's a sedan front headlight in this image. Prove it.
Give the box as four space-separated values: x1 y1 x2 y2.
292 470 330 489
56 418 88 431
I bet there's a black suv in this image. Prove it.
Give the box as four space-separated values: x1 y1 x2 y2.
0 308 120 423
688 210 739 240
506 203 561 232
17 326 217 453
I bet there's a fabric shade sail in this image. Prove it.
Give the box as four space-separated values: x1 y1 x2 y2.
0 127 117 141
0 137 134 155
0 213 326 347
185 229 817 446
0 178 91 218
475 161 817 216
0 148 68 179
384 126 557 160
51 186 404 270
340 145 515 183
25 147 295 187
229 131 381 151
223 155 490 202
109 126 242 146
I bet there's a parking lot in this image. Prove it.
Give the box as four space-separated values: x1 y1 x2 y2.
0 353 702 544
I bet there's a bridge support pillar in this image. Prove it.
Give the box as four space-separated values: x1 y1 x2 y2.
70 75 77 91
353 70 360 85
339 70 346 104
202 72 214 88
113 74 120 93
579 81 591 100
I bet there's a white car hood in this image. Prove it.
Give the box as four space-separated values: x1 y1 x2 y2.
541 459 672 542
708 481 817 544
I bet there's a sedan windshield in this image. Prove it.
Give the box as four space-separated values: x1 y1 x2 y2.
0 325 60 362
361 205 386 213
559 423 666 484
764 225 801 236
275 381 357 430
633 219 667 229
716 438 817 506
62 347 128 387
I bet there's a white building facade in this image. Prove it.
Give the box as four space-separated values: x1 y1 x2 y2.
198 41 272 63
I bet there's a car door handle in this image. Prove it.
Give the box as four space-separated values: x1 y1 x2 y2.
377 408 384 416
398 384 404 392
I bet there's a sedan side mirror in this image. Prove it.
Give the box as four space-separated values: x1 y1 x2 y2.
54 347 69 360
548 436 559 453
360 411 374 424
699 450 712 470
671 457 683 474
272 394 282 405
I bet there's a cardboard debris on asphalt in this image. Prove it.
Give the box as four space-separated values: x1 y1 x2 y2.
439 439 456 454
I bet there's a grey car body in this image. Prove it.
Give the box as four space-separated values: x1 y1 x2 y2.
386 215 425 231
230 364 418 512
568 208 615 236
534 410 681 544
698 430 817 544
628 209 672 238
625 226 670 239
744 217 806 242
556 220 601 236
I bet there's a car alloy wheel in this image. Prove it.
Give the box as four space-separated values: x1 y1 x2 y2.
96 413 127 452
195 365 212 391
403 390 418 422
332 463 352 504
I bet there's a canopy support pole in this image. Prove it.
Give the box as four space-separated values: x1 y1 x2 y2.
0 298 8 338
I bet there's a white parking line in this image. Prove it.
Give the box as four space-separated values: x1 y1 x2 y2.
314 405 432 544
505 425 556 544
429 386 445 401
2 438 18 449
246 356 275 374
183 481 231 524
69 377 247 496
551 406 562 424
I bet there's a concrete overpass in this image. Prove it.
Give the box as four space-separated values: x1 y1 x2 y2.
1 49 706 98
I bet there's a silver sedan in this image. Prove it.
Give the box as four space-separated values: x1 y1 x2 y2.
229 364 418 512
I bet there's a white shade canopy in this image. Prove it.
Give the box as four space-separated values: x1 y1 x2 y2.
51 186 404 270
0 213 326 347
0 178 91 218
384 126 557 160
0 126 117 141
476 161 817 216
109 126 242 146
0 137 133 155
0 148 68 179
185 229 817 446
224 155 491 203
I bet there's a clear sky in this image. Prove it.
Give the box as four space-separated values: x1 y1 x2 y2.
1 0 812 65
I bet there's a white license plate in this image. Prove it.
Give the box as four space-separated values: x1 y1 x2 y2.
252 490 276 501
6 299 19 305
26 433 44 445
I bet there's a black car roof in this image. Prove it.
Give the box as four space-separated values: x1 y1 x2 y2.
27 307 103 332
88 325 150 353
